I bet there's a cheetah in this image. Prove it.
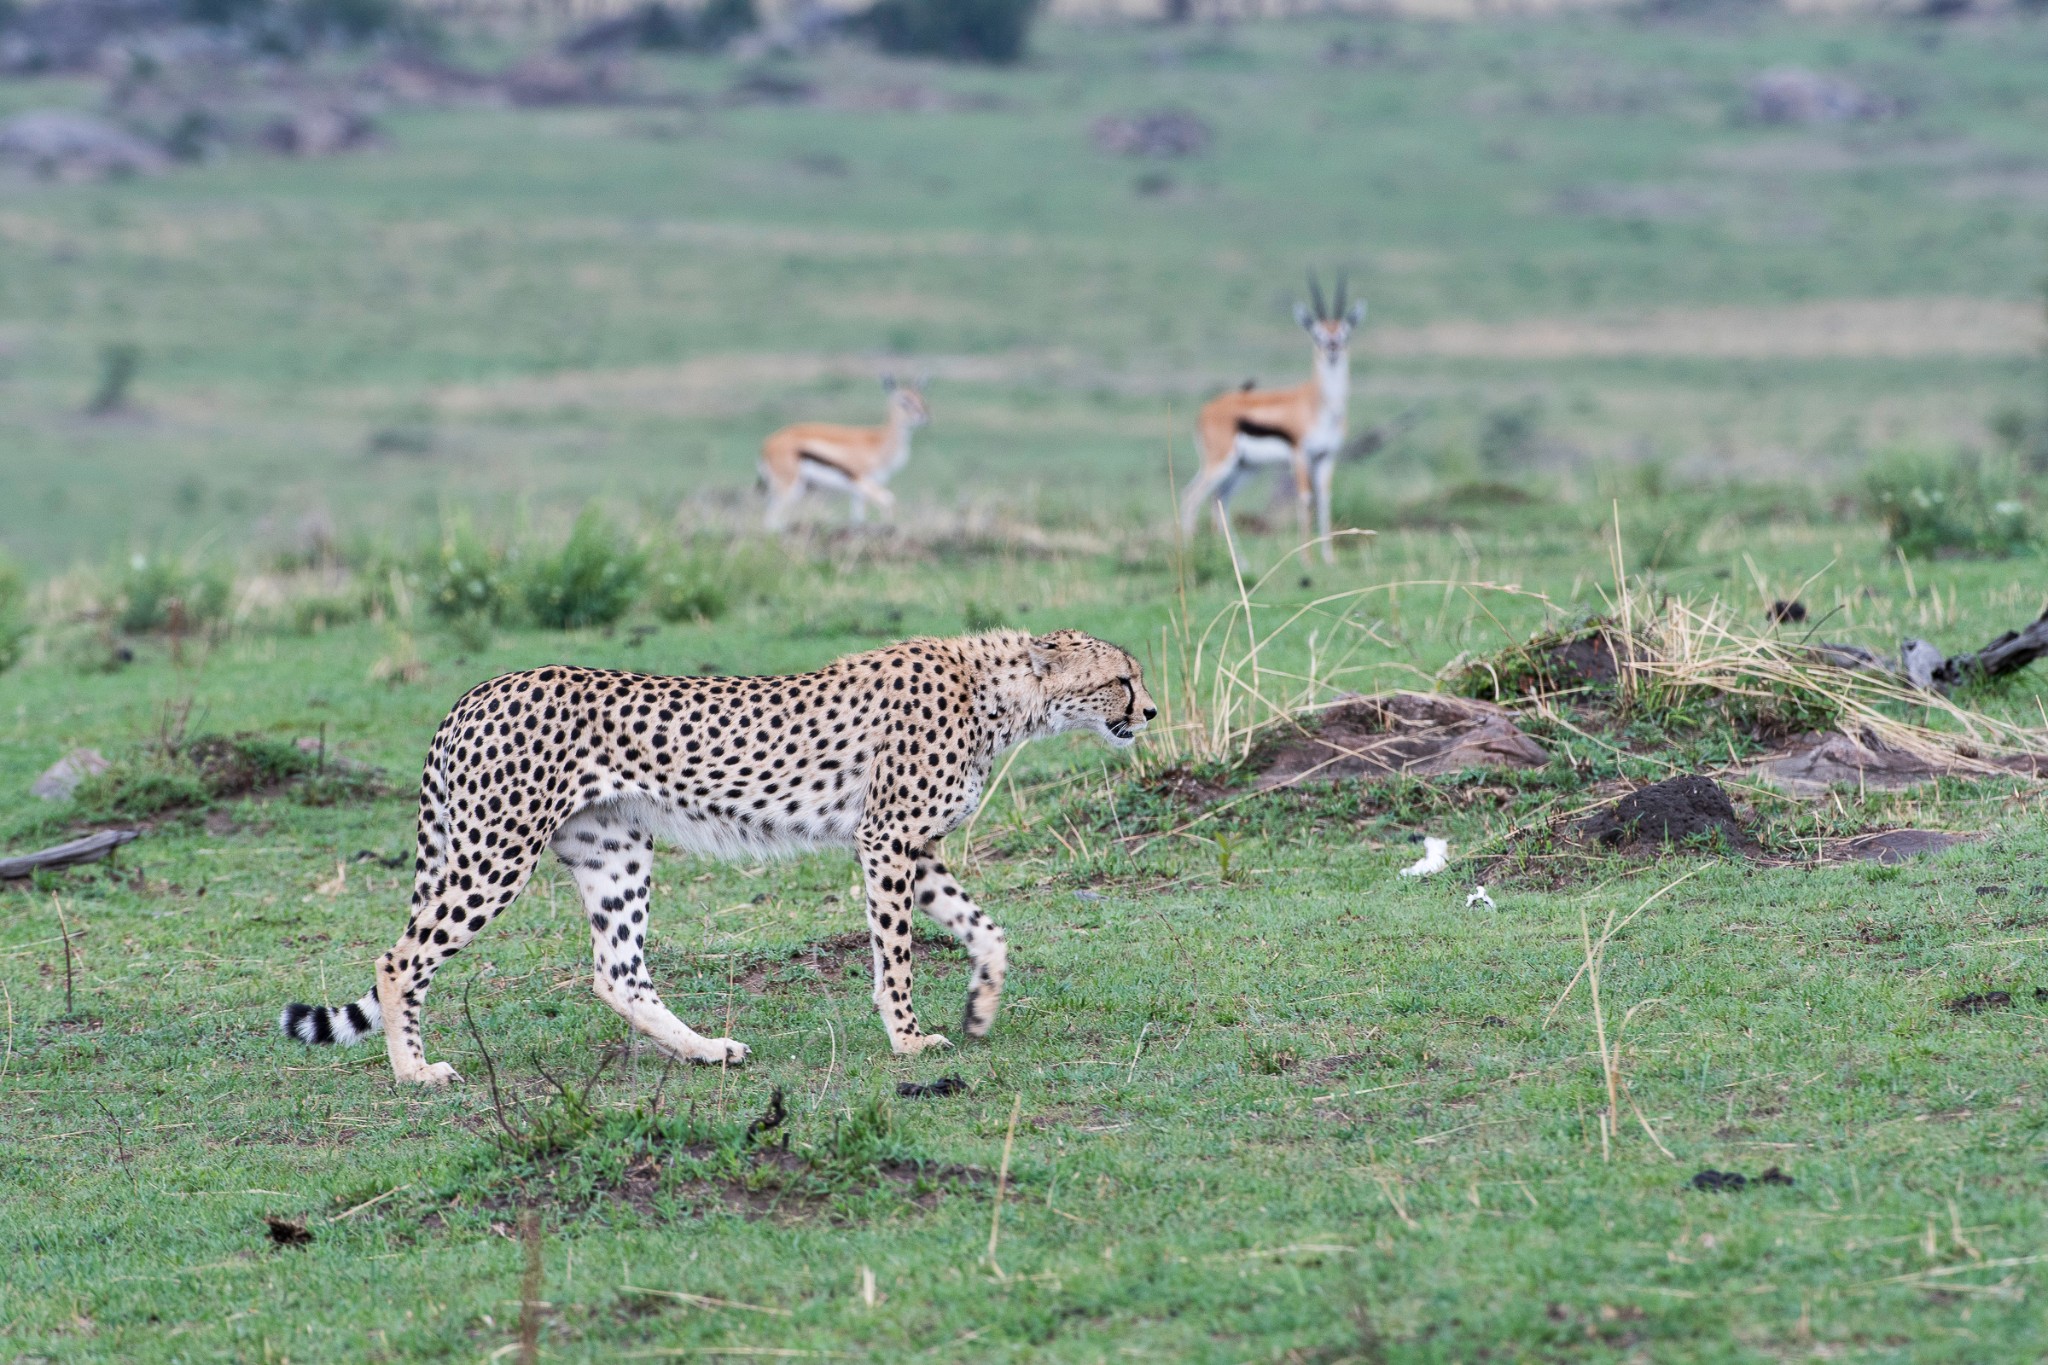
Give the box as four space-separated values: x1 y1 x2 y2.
281 629 1156 1085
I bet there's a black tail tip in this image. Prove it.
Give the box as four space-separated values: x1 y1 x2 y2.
280 1002 329 1045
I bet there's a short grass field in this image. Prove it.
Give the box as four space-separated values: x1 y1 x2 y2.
6 3 2048 1361
8 509 2048 1361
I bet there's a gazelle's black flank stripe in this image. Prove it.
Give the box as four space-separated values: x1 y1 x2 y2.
1235 415 1298 445
797 448 857 477
280 992 381 1047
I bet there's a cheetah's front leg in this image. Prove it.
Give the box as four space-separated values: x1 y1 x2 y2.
858 830 950 1055
911 848 1007 1039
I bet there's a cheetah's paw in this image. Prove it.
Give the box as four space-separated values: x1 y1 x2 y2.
704 1038 750 1066
894 1032 952 1056
398 1061 463 1087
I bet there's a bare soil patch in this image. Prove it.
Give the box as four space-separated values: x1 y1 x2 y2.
1250 693 1550 791
722 929 963 997
1484 771 1975 887
1750 730 2047 795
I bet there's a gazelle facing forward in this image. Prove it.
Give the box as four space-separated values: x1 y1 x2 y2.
1180 275 1365 564
761 376 929 531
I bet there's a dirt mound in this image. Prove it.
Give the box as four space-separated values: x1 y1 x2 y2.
1580 775 1744 848
1751 730 2048 796
1251 693 1550 791
1449 625 1617 699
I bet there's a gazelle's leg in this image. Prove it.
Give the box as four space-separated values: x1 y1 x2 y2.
1180 459 1233 539
910 846 1007 1038
1290 449 1314 547
855 479 896 520
858 828 950 1055
1312 451 1337 565
764 482 803 532
553 807 748 1064
1210 463 1248 537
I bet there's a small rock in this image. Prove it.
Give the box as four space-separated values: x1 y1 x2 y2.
1757 1166 1795 1186
1746 67 1894 126
503 56 629 108
1091 108 1212 159
257 106 382 157
0 110 166 182
32 748 108 802
1767 599 1807 624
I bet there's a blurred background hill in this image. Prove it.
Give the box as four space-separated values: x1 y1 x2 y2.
1 0 2044 569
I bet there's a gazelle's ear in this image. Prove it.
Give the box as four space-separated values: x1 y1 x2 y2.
1293 302 1316 331
1345 300 1367 327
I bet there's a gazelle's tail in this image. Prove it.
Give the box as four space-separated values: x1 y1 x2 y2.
280 992 381 1046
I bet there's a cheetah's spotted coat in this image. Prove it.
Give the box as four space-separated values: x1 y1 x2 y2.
282 630 1155 1084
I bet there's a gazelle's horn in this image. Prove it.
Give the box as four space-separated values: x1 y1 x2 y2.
1307 271 1328 322
1333 271 1348 320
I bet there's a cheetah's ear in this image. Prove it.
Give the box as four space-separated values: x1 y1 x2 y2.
1028 634 1063 679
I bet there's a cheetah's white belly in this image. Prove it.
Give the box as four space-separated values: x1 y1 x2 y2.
603 793 864 864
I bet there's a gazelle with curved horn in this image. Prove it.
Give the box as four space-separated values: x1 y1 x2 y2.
760 375 930 531
1179 273 1366 565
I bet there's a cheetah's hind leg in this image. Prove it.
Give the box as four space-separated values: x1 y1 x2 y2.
553 804 750 1066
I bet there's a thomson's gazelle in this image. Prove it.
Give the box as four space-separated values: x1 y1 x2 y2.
760 376 929 530
1180 275 1365 565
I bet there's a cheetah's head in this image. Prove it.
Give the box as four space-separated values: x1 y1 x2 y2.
1029 631 1157 749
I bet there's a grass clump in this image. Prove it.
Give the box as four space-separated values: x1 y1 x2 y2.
648 542 731 625
68 731 380 820
1864 449 2034 559
861 0 1040 63
115 553 229 635
418 517 514 628
451 1024 939 1226
0 554 28 675
522 508 647 631
70 764 210 822
648 534 788 625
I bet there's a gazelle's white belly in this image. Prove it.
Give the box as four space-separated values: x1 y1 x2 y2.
798 460 859 493
1232 434 1297 467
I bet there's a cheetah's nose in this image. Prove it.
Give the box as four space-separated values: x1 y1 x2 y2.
1142 705 1157 721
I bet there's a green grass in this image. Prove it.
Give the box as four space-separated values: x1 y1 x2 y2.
6 509 2048 1359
